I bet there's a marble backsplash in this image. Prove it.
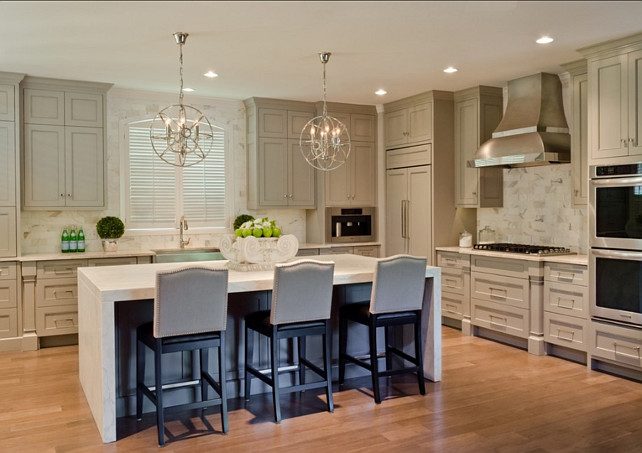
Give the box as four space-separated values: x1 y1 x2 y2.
20 88 307 254
476 164 588 254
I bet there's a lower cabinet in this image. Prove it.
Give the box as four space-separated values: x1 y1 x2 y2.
590 321 642 369
437 251 470 330
0 262 17 339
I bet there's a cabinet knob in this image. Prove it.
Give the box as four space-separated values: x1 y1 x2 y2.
622 138 628 147
283 194 287 199
60 193 64 197
67 193 71 197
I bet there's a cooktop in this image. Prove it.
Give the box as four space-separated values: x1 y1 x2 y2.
473 243 574 256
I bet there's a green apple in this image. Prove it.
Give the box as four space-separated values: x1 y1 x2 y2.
263 227 273 237
272 227 281 237
242 228 252 237
235 228 243 237
252 228 263 238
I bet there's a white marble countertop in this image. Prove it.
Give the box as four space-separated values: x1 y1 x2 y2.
435 246 588 266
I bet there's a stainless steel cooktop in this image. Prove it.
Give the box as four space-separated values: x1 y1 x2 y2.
473 243 574 256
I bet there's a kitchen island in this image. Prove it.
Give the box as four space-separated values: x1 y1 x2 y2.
77 254 441 443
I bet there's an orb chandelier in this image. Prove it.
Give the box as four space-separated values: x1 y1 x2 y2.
300 52 351 171
150 32 214 167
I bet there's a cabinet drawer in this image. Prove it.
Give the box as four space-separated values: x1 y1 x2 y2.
327 247 354 255
472 255 538 279
65 92 103 127
544 262 588 286
471 273 529 309
0 307 17 338
87 257 138 267
442 270 465 295
0 280 16 309
36 278 77 308
297 248 320 256
353 246 380 258
442 292 464 320
590 321 642 369
437 251 468 270
544 312 588 351
0 262 17 280
23 88 64 125
544 281 588 318
472 299 529 339
36 305 78 336
36 260 87 279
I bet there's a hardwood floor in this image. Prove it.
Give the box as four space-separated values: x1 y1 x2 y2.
2 327 642 452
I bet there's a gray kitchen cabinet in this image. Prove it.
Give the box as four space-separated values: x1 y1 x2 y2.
454 86 503 208
580 35 642 163
245 97 316 209
325 142 376 207
352 245 380 257
384 101 433 149
0 120 16 206
21 77 111 210
0 84 15 122
437 251 471 334
0 262 18 339
0 208 17 257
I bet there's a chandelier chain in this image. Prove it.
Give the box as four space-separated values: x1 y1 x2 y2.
322 60 327 117
178 41 184 105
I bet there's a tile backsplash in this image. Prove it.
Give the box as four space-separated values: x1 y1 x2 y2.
476 164 588 254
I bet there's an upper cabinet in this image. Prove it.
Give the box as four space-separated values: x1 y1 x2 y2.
453 86 503 208
384 101 432 149
21 77 112 210
580 33 642 164
245 98 316 209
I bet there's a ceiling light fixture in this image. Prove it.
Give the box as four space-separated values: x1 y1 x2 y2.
150 32 215 167
536 36 554 44
443 66 458 73
204 71 219 78
182 87 194 92
299 52 350 171
375 89 388 96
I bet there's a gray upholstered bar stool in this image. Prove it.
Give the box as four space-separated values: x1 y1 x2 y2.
338 254 427 404
136 266 229 446
244 259 335 423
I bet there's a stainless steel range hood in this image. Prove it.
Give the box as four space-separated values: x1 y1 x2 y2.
468 73 570 168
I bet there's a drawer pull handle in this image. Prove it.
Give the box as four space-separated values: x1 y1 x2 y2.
54 268 75 275
489 287 507 299
444 278 458 287
54 318 75 328
613 342 641 359
557 328 575 341
489 314 507 327
445 259 456 266
444 304 458 314
53 290 75 297
557 297 576 310
556 272 576 282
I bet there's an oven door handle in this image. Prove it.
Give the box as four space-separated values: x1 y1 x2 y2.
590 176 642 187
591 248 642 260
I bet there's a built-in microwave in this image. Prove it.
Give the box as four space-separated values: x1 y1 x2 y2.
325 207 375 243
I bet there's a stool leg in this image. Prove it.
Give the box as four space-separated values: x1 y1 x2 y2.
414 315 426 395
201 348 209 403
369 319 381 404
384 325 392 374
219 331 229 434
244 325 253 401
297 336 306 387
338 314 347 384
136 336 144 420
323 320 334 413
154 339 165 446
271 328 282 423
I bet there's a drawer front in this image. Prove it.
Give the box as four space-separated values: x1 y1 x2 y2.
437 251 468 271
327 247 354 255
87 257 138 267
472 255 538 279
353 246 380 258
544 281 588 318
297 248 320 256
36 305 78 336
442 292 464 320
471 273 529 309
472 299 529 339
37 260 87 279
441 270 465 295
0 280 17 309
544 262 588 286
36 278 78 308
590 321 642 369
0 262 17 280
0 307 17 338
544 312 588 351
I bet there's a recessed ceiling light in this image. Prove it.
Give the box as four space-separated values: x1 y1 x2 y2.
182 88 194 92
536 36 554 44
443 67 458 74
204 71 219 78
375 89 387 96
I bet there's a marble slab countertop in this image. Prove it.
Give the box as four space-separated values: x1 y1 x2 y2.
435 246 588 266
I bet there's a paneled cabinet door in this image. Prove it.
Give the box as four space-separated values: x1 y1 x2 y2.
64 92 103 127
23 88 65 125
65 127 104 207
288 140 315 207
258 137 288 206
455 98 479 206
628 50 642 156
572 73 588 206
258 108 287 138
383 109 408 149
0 84 15 121
351 142 375 206
0 121 15 206
0 207 16 257
408 102 433 144
23 124 66 207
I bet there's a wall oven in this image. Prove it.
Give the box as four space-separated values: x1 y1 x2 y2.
589 163 642 326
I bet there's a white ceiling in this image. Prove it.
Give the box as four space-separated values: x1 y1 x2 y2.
2 1 642 105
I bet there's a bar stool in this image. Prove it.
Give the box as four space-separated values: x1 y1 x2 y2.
338 254 427 403
244 259 335 423
136 266 229 446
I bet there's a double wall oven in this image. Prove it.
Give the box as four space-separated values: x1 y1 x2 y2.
590 163 642 325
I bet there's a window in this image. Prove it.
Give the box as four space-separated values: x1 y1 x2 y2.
125 119 228 229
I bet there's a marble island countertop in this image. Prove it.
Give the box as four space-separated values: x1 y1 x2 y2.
435 246 588 265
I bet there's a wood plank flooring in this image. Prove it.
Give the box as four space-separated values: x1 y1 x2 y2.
2 327 642 452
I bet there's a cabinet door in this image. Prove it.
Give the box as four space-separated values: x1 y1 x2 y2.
0 207 16 257
572 73 588 206
383 109 408 149
454 98 479 206
589 55 628 159
258 108 287 138
350 114 375 142
325 154 350 207
0 84 15 121
408 102 433 145
65 92 103 127
287 110 313 139
23 124 65 207
23 89 65 125
258 137 288 206
628 50 642 155
407 165 432 262
385 169 407 256
351 142 376 206
288 140 315 207
0 121 15 206
65 127 104 207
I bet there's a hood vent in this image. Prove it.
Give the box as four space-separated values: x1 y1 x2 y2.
468 73 570 168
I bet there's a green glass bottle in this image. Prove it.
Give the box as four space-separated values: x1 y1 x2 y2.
69 227 78 253
61 227 70 253
77 227 85 253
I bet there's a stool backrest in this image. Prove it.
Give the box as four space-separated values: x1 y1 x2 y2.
370 255 427 314
154 266 229 338
270 260 335 325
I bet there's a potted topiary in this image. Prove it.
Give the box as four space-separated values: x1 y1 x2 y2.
96 216 125 252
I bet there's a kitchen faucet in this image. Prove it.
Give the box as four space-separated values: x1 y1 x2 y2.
179 216 190 248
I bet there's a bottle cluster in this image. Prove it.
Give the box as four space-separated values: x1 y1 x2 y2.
61 226 86 253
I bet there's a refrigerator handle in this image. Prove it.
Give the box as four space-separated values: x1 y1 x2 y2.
405 199 410 240
401 200 406 239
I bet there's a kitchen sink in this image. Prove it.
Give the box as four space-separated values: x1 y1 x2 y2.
153 248 225 263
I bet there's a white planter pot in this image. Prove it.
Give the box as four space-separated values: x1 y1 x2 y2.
102 239 119 252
